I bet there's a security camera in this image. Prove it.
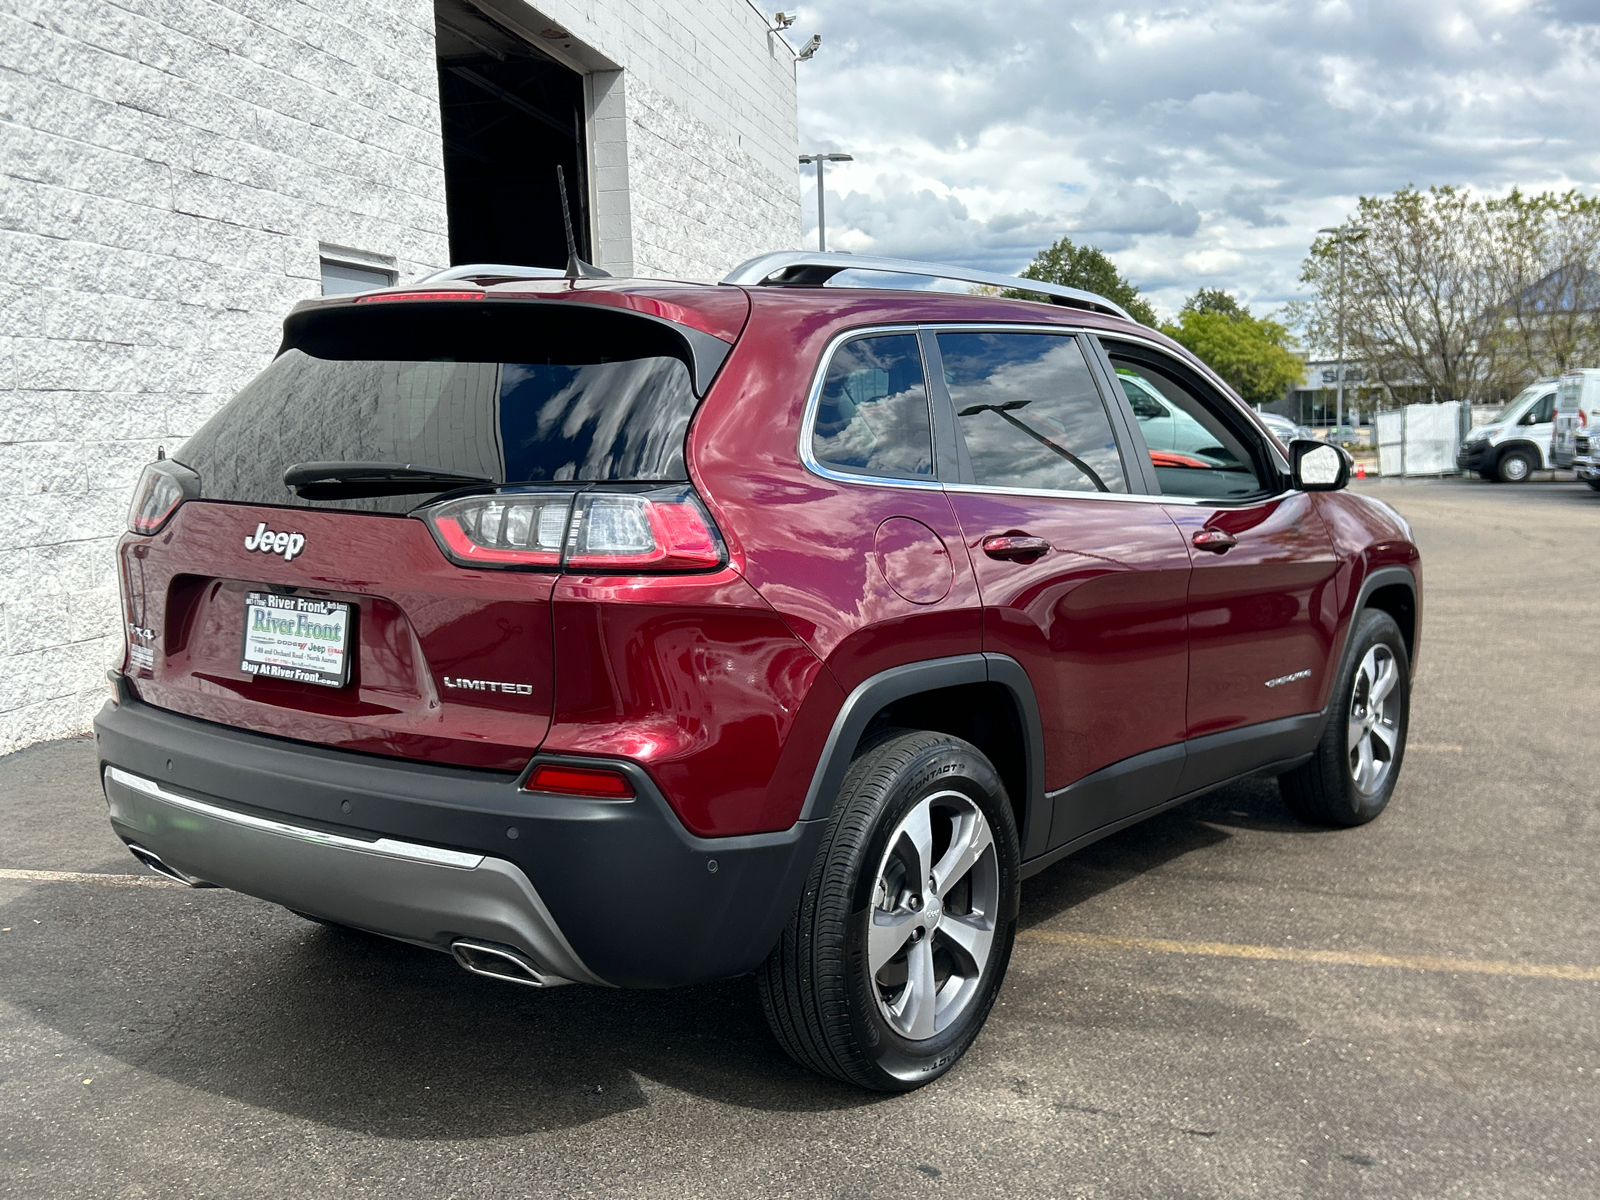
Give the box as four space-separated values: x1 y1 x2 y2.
774 11 796 28
797 33 822 60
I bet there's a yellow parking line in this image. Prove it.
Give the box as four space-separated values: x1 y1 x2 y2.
1018 928 1600 982
0 868 180 888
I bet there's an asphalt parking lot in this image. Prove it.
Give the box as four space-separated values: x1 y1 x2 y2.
3 475 1598 1199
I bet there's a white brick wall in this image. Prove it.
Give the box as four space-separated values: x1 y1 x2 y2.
0 0 798 753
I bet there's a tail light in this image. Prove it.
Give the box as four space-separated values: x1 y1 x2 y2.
418 485 724 573
127 460 200 535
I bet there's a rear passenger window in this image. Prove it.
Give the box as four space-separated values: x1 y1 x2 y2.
939 332 1127 494
811 334 934 479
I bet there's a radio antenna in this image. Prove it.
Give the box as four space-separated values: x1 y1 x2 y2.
557 164 610 279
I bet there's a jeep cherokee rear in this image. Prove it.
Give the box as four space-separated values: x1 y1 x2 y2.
96 253 1421 1091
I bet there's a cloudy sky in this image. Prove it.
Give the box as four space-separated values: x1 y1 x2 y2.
789 1 1600 324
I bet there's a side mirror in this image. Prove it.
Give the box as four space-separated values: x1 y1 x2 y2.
1291 439 1350 491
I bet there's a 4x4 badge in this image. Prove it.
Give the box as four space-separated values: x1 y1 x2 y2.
244 522 306 562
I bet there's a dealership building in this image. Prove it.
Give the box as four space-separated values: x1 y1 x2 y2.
1 0 802 751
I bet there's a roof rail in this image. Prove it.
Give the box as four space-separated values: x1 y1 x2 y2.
720 251 1134 322
416 263 569 284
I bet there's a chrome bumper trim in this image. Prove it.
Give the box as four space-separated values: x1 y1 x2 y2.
105 766 484 869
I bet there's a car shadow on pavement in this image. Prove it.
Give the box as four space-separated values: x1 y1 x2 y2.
0 869 876 1138
1019 774 1323 927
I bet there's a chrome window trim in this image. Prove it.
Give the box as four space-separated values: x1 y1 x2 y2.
798 321 1303 505
105 766 486 870
940 481 1211 506
798 324 947 492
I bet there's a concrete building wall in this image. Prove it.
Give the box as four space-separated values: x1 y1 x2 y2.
481 0 800 278
0 0 799 754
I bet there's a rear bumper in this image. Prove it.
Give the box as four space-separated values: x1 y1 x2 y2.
94 688 825 988
103 765 605 986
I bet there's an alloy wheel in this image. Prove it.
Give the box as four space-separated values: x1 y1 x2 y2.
1347 644 1402 795
867 790 999 1041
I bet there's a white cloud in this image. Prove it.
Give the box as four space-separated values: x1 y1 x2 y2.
789 0 1600 319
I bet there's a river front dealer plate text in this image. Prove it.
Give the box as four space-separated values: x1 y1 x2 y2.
241 592 352 687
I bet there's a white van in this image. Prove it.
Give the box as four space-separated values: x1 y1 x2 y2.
1552 368 1600 471
1455 382 1557 482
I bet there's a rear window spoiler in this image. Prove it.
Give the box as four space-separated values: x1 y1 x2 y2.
280 297 733 397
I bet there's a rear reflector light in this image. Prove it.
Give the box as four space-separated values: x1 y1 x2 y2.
523 763 635 798
353 290 485 303
418 486 724 573
127 460 200 535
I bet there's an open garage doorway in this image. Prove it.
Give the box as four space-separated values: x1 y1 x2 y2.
435 0 589 268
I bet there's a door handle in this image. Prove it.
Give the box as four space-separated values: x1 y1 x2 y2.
982 534 1051 562
1192 529 1238 553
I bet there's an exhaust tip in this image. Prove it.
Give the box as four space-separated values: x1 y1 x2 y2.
450 938 570 988
124 842 212 888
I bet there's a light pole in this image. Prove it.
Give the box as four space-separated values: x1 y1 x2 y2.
799 153 852 252
1318 224 1368 438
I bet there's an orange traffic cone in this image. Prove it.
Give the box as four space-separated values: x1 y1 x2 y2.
1356 462 1366 479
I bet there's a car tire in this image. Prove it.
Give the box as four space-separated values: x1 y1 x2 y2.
1280 608 1410 827
1497 449 1535 482
758 729 1020 1092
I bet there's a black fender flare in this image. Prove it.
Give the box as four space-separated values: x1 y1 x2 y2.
1315 562 1419 743
1349 563 1419 667
796 653 1049 855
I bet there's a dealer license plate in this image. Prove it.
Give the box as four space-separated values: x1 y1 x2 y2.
240 591 352 688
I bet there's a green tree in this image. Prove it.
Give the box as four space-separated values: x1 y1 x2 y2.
1482 188 1600 386
1182 288 1249 319
1007 236 1159 326
1160 289 1305 406
1293 186 1498 406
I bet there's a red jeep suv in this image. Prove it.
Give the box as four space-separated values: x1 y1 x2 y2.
97 252 1420 1091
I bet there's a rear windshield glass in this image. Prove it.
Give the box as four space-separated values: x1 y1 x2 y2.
178 306 700 512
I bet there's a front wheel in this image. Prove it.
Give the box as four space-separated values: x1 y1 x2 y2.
1280 608 1410 827
758 730 1020 1091
1497 448 1535 482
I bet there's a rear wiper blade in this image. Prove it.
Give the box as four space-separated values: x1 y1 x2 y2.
284 461 493 499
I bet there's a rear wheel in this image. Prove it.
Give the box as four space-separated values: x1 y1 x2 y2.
1497 448 1535 482
1280 609 1409 827
758 730 1020 1091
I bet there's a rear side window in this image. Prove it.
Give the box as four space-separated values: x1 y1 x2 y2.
177 304 701 512
939 332 1128 494
810 333 934 480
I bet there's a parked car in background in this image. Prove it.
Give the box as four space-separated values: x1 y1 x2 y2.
97 251 1422 1093
1117 368 1248 471
1257 411 1317 447
1455 382 1557 482
1553 369 1600 471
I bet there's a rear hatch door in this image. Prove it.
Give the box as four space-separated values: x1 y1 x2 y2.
119 291 738 771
